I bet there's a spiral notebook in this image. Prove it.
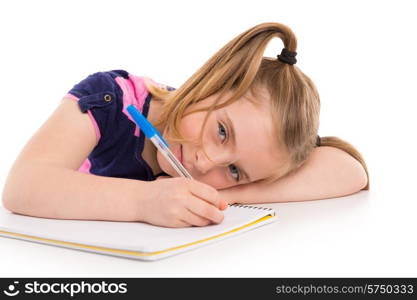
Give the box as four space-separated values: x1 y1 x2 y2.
0 204 277 261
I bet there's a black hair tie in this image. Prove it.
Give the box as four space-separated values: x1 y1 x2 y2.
316 135 321 147
277 48 297 65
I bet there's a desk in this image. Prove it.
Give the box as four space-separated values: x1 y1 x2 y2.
1 171 415 277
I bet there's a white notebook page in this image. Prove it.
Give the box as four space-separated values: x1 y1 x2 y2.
0 205 275 252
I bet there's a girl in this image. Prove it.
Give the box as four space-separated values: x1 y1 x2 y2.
2 22 369 228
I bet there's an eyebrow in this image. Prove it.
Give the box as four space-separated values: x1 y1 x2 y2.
223 110 252 182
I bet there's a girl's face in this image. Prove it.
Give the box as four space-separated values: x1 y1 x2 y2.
157 88 290 190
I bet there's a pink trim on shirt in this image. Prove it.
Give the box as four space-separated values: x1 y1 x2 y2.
77 157 92 174
64 93 101 143
114 75 153 137
64 93 100 174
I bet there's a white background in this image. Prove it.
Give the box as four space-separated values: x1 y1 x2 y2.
0 0 416 277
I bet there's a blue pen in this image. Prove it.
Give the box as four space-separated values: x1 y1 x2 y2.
126 104 193 179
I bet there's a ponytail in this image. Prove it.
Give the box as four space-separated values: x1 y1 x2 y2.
144 22 370 191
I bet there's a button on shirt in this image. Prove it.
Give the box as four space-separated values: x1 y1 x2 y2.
65 70 174 181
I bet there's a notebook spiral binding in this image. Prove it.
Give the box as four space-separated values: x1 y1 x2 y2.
229 203 275 215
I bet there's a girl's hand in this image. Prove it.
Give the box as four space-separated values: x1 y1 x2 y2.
139 177 228 228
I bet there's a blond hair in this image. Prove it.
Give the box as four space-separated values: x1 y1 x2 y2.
144 22 369 190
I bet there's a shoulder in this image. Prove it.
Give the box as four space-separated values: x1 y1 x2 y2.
64 70 125 102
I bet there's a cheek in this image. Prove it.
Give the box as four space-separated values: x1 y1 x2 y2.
157 115 201 176
179 114 204 144
195 173 238 190
156 146 180 176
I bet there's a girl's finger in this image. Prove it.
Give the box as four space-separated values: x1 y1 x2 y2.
187 196 224 224
188 179 224 209
171 219 192 228
183 208 212 227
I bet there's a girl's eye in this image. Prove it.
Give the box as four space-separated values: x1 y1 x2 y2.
218 122 227 141
228 164 240 182
217 122 240 182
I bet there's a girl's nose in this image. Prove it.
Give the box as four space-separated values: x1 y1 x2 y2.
195 149 227 175
195 150 214 174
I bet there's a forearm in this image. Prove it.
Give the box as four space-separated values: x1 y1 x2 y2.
219 146 368 204
2 164 147 221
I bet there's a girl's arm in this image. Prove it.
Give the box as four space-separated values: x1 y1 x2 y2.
218 146 369 204
1 97 147 222
3 164 148 221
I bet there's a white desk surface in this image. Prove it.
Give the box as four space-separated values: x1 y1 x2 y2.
1 168 416 277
